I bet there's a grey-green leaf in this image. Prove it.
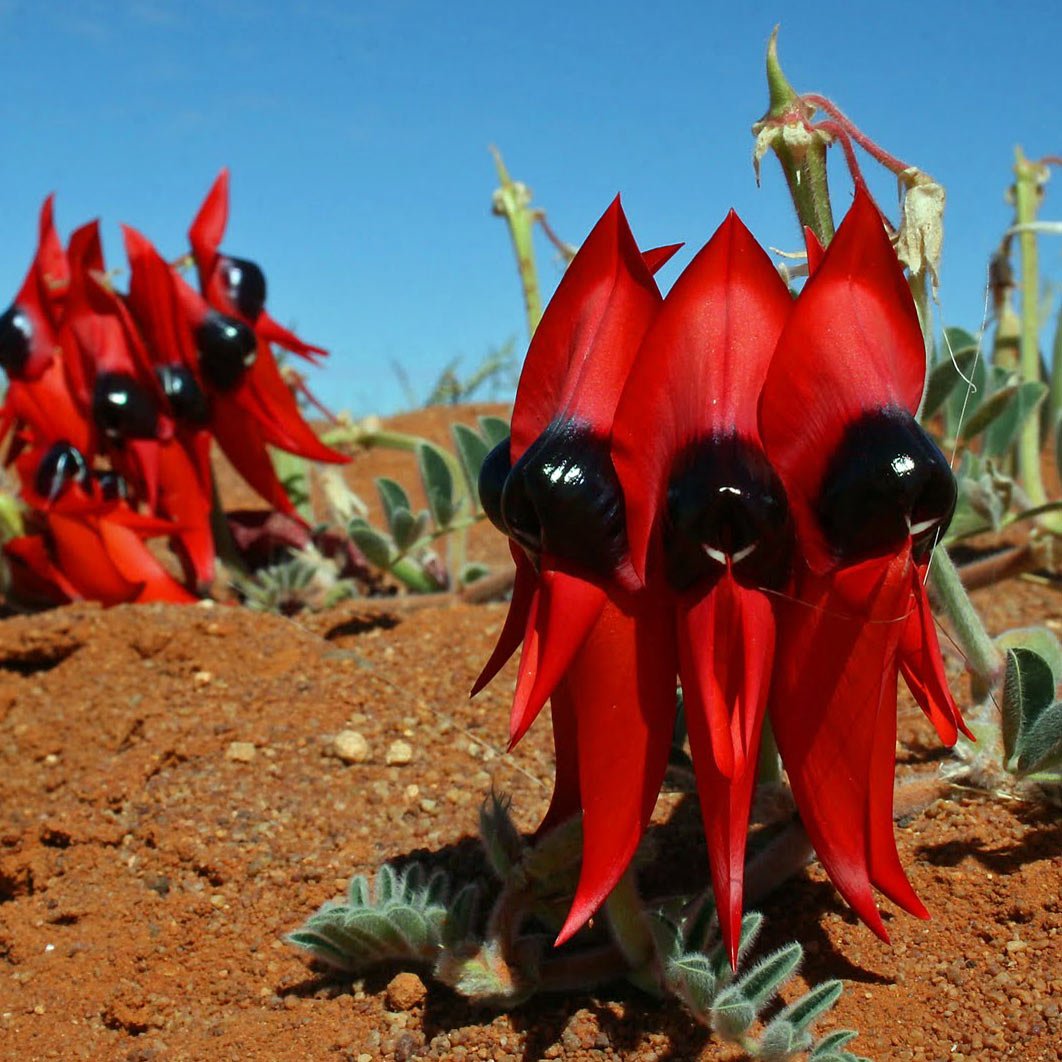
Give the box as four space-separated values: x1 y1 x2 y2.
375 477 412 527
922 335 981 420
983 380 1048 458
1002 647 1058 765
1015 700 1062 775
348 519 396 569
733 942 802 1007
391 507 429 552
478 414 510 449
452 423 490 505
711 986 758 1040
417 442 457 528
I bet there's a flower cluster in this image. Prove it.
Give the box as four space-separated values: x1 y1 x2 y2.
475 189 970 966
0 172 345 605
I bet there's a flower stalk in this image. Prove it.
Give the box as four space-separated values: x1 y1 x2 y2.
491 146 544 337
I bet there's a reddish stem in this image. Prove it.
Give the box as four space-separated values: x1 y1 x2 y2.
803 93 912 174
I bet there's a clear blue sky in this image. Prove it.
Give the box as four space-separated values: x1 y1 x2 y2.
1 1 1059 415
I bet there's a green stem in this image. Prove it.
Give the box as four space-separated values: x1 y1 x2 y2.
490 146 543 337
760 28 835 246
1014 149 1050 508
927 548 1003 687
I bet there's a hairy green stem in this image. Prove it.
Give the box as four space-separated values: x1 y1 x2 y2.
604 868 658 993
760 29 835 247
928 548 1003 686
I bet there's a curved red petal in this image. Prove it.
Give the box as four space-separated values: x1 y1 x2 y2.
681 574 774 966
156 439 215 589
48 513 144 605
97 520 197 603
510 197 662 461
255 312 328 362
508 569 605 748
535 681 582 838
3 534 79 603
760 187 926 561
470 547 536 697
209 393 301 518
898 571 972 743
612 211 791 582
555 591 677 944
770 554 915 941
241 346 348 463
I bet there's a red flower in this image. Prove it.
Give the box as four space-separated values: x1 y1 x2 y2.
759 187 969 939
611 211 794 964
188 169 327 363
5 446 196 606
0 198 89 458
184 172 347 489
473 199 681 942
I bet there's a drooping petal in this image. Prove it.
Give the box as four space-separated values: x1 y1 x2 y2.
96 519 198 604
898 570 973 743
535 684 582 838
508 568 606 748
3 534 80 604
254 312 328 363
612 211 792 582
47 512 144 605
208 391 303 520
680 572 774 965
509 198 663 461
555 590 677 944
769 552 918 940
470 546 536 696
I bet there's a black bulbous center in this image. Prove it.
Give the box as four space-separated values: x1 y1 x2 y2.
665 433 791 592
817 406 956 563
219 255 267 321
94 470 130 502
479 420 628 579
195 313 257 391
35 442 88 501
0 303 33 377
157 364 210 424
92 372 159 440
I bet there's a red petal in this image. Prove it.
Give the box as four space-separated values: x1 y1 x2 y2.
509 197 662 461
804 226 825 274
156 439 215 590
680 573 774 965
898 570 972 743
641 243 683 274
241 345 348 463
189 169 229 290
3 534 79 603
123 225 200 370
535 682 582 838
48 513 144 605
760 187 927 567
209 393 301 519
508 568 605 748
97 519 197 603
612 211 791 582
555 590 677 944
770 553 916 940
255 312 328 362
470 546 536 696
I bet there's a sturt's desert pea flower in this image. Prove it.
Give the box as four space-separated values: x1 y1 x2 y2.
188 168 327 363
611 211 793 966
0 198 90 458
4 444 196 606
759 186 969 940
185 172 348 489
474 198 683 946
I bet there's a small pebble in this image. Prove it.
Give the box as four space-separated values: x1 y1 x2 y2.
334 730 371 764
386 740 413 766
386 972 426 1011
225 742 256 763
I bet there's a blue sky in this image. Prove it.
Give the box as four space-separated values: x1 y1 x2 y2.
1 0 1060 415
